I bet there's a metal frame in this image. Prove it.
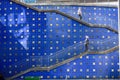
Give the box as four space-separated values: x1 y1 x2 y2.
27 2 118 8
18 0 118 7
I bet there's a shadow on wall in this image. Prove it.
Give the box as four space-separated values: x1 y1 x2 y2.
0 7 30 50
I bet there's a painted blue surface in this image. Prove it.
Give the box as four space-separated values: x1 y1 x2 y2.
0 0 119 79
34 5 118 30
16 51 119 79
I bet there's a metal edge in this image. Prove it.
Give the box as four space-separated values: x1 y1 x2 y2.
118 0 120 72
27 2 118 8
11 0 118 34
6 51 88 80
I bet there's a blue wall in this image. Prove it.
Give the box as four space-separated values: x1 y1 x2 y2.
34 5 118 30
0 0 119 79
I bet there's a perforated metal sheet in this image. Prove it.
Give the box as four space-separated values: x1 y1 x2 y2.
0 0 119 79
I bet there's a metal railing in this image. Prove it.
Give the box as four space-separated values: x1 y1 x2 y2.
7 36 118 73
6 36 119 80
19 0 118 3
33 6 118 30
7 41 85 71
89 36 118 52
11 0 118 34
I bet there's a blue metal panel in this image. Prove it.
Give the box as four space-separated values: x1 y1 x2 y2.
0 0 119 79
22 51 119 79
34 5 118 30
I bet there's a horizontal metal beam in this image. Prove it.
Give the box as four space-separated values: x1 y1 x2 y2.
28 2 118 8
11 0 119 34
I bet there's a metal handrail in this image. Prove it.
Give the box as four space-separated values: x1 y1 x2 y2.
6 36 119 80
6 45 119 80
